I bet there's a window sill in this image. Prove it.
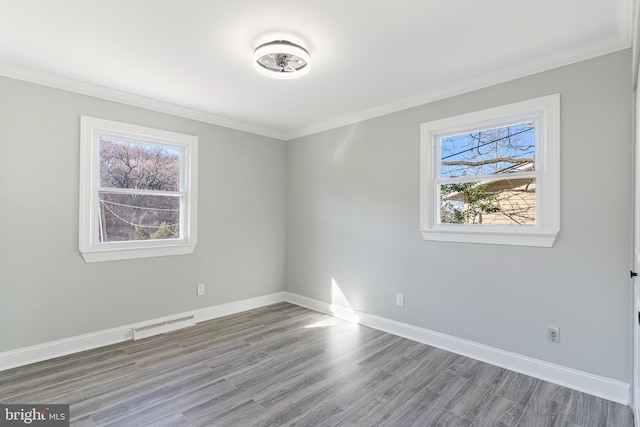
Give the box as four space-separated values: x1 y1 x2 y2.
420 228 558 247
80 243 196 263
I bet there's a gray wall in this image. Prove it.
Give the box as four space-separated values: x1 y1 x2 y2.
285 50 633 382
0 77 286 352
0 49 633 384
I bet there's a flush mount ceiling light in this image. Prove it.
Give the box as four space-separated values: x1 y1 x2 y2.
253 40 310 79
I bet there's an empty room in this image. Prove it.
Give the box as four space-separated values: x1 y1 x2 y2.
1 1 639 426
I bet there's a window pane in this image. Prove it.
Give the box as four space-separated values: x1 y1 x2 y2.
100 137 181 191
440 178 536 225
440 123 535 178
98 192 181 242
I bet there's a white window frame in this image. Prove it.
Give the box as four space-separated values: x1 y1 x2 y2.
79 116 198 262
420 94 560 247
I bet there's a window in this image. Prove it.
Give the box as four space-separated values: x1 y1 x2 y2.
420 94 559 247
79 116 198 262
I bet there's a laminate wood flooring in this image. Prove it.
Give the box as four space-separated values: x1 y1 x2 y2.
0 303 634 426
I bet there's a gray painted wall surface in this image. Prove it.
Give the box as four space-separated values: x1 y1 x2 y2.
285 50 633 382
0 49 633 384
0 77 286 352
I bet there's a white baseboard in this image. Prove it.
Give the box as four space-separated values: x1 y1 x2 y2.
355 310 630 405
0 292 285 372
194 292 286 323
283 291 629 404
0 325 133 372
0 290 630 406
282 292 332 314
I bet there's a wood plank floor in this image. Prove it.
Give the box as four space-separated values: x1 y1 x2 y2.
0 302 634 426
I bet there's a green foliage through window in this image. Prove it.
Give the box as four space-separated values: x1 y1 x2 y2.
440 182 500 224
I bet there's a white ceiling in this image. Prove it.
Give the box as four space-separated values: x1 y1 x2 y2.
0 1 633 140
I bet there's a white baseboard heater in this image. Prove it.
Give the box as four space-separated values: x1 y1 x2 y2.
132 315 196 340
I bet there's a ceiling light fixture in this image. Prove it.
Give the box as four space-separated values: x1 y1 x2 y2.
253 40 310 79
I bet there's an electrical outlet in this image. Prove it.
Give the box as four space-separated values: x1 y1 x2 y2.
197 283 205 296
548 327 560 343
396 293 405 307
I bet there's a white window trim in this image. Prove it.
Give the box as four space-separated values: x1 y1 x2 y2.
420 94 560 247
79 116 198 262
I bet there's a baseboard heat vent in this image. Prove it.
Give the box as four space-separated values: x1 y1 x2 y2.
133 315 196 340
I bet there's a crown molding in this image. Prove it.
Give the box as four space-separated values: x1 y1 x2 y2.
284 35 631 141
0 30 631 143
0 62 287 141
